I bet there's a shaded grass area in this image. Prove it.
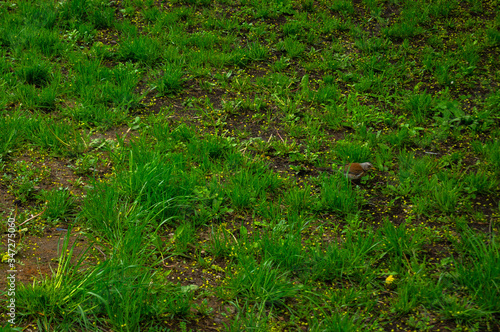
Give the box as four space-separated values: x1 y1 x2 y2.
0 0 499 330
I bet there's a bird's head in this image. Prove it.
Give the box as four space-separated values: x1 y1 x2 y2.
360 162 374 171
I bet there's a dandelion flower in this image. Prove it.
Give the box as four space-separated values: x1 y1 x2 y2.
385 275 395 284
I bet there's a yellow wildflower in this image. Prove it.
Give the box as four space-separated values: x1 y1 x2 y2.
1 252 10 263
385 275 395 284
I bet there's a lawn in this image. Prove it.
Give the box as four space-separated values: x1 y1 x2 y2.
0 0 499 331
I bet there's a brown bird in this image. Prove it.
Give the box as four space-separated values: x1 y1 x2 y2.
343 162 374 180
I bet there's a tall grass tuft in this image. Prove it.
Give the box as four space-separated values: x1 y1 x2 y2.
16 60 52 87
319 173 360 215
379 219 426 273
335 139 371 163
222 255 302 307
454 225 500 313
154 63 185 96
16 229 98 324
119 36 162 66
310 228 379 282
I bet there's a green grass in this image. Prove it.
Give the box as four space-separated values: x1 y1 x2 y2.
1 0 499 330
